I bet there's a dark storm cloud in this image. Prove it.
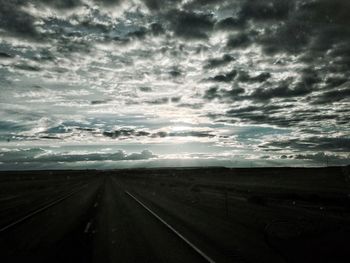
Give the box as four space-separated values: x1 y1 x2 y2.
325 77 348 89
150 22 165 35
169 131 215 138
249 78 311 101
226 32 254 49
204 54 235 69
204 67 323 108
97 0 124 6
14 63 41 72
215 17 246 31
261 137 350 152
56 37 92 54
208 69 237 83
224 104 309 128
258 0 350 56
90 100 111 105
312 88 350 104
203 87 220 100
170 97 181 103
168 68 182 78
0 0 39 39
327 44 350 70
238 0 293 21
204 86 245 100
237 71 271 83
125 27 148 39
183 0 223 8
223 87 245 99
40 0 126 9
107 23 163 44
259 20 310 55
40 0 82 9
205 72 306 103
167 10 215 40
103 128 151 138
224 104 348 129
231 114 298 128
137 0 184 11
140 0 161 10
299 68 322 87
139 87 153 92
102 128 215 139
0 0 126 39
0 52 13 59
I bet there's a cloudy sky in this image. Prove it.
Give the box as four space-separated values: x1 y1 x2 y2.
0 0 349 170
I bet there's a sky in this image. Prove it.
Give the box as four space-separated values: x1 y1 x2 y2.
0 0 349 170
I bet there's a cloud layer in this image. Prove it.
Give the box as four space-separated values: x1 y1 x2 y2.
0 148 156 163
0 0 349 168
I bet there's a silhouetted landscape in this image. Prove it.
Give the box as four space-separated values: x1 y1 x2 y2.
1 167 349 263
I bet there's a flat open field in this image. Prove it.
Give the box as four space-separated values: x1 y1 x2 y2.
0 167 349 263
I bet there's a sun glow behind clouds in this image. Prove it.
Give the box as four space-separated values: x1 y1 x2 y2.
169 126 192 132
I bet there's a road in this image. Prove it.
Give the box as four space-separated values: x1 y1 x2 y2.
0 176 208 263
2 171 348 263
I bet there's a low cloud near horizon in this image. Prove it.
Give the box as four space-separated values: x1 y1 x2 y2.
0 148 156 163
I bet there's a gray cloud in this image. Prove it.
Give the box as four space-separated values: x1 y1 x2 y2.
146 97 169 105
0 0 349 168
249 78 310 101
96 0 124 6
204 86 245 100
259 0 350 57
0 148 157 163
261 137 350 153
139 87 153 92
102 128 215 139
0 52 13 58
325 77 348 89
239 0 293 21
208 69 237 83
204 54 235 69
237 71 271 83
103 128 150 138
313 88 350 104
293 152 348 165
167 10 215 39
40 0 82 9
224 104 312 128
226 32 254 49
0 0 39 39
215 17 246 31
150 22 165 35
14 63 41 72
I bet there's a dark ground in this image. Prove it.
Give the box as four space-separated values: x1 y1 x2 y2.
0 166 349 263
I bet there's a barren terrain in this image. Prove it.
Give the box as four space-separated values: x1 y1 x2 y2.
0 167 349 263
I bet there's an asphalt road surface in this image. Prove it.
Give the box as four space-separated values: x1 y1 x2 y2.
0 176 208 263
1 170 349 263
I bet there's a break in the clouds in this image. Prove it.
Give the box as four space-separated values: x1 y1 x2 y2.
0 0 349 169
